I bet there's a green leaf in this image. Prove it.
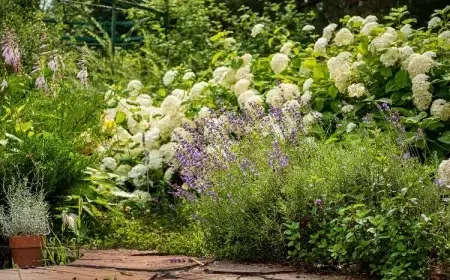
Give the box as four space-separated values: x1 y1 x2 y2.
438 131 450 144
394 70 410 89
115 111 127 125
380 67 393 78
328 85 338 99
386 79 400 92
303 57 317 68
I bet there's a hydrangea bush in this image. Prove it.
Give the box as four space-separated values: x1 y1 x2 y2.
91 6 450 209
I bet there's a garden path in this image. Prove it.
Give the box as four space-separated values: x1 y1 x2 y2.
0 250 364 280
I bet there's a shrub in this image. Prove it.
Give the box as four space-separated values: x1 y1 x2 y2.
0 136 92 205
0 171 50 237
173 105 450 276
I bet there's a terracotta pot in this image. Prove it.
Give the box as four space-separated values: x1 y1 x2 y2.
9 235 44 268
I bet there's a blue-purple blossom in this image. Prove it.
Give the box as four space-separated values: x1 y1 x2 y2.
269 141 289 172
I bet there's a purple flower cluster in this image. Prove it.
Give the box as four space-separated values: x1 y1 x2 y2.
268 141 289 172
1 28 22 73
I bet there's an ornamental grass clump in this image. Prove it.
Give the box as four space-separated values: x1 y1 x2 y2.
0 173 50 238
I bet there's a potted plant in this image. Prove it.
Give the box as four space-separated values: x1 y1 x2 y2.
0 175 50 268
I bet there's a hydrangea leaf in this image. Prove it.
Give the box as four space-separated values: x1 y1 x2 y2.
438 131 450 144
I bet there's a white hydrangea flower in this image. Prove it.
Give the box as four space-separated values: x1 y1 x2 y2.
101 157 117 171
280 41 295 55
439 31 450 44
347 16 364 27
234 79 251 96
361 22 379 36
322 23 338 41
212 66 228 82
241 53 253 66
244 95 264 114
412 74 432 111
300 91 312 107
266 88 284 108
438 159 450 187
431 99 450 121
142 127 161 149
423 51 437 58
302 25 316 32
347 83 367 98
327 52 353 92
135 94 153 107
346 122 357 133
303 78 314 92
128 164 149 187
190 82 208 98
271 53 290 74
314 37 328 54
127 80 143 92
279 83 300 100
164 167 175 181
400 24 413 38
198 107 212 119
146 149 163 170
159 142 176 163
370 29 397 52
341 104 354 114
380 47 400 67
172 89 187 101
183 72 196 80
363 15 378 25
223 37 236 48
161 95 182 115
407 53 435 78
238 89 258 108
399 46 414 60
115 127 133 143
335 28 354 46
302 111 322 128
428 17 442 29
163 70 178 86
235 65 253 81
251 24 265 37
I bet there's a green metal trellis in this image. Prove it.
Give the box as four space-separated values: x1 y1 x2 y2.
45 0 171 57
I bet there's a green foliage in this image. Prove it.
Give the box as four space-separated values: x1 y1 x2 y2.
191 129 450 276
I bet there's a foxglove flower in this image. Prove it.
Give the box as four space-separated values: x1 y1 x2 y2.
1 28 22 72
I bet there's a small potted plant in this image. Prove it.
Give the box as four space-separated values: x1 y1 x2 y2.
0 175 50 268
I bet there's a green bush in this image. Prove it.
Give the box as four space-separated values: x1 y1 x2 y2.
0 136 92 205
177 109 450 276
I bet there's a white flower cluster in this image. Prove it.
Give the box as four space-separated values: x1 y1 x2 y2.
411 74 432 111
322 23 338 41
163 70 178 86
327 52 354 92
98 78 204 189
438 159 450 188
369 28 397 52
251 24 265 37
430 99 450 121
266 83 300 108
334 28 354 46
271 53 290 74
407 53 435 78
347 83 367 98
302 25 315 32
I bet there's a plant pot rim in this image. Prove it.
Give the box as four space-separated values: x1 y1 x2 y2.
9 235 45 249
